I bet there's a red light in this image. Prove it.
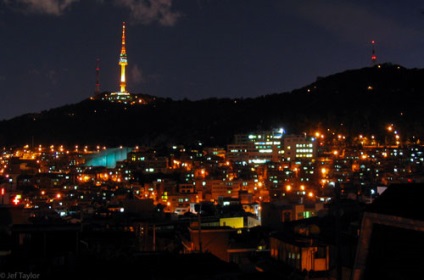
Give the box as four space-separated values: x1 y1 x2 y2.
12 194 21 205
0 188 4 195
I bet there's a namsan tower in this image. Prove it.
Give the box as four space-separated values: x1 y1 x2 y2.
119 21 128 93
100 21 134 103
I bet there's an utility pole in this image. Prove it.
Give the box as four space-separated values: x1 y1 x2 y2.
335 182 342 280
198 204 202 252
153 223 156 251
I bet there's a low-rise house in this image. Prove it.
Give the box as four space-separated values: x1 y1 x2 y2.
352 183 424 280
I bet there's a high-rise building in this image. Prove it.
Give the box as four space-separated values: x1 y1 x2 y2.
283 134 317 162
227 128 285 164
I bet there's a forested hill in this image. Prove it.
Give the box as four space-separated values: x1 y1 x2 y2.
1 63 424 148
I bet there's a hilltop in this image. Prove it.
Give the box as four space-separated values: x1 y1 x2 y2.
1 63 424 148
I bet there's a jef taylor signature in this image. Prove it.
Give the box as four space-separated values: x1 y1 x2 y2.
0 272 40 280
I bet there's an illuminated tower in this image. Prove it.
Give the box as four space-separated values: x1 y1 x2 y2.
119 21 128 93
371 40 377 66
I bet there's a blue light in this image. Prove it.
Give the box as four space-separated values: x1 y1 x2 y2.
84 147 132 168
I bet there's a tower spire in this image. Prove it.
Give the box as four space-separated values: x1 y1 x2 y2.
119 21 128 93
371 40 377 66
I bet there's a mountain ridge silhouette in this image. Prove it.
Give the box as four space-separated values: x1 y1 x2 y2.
1 63 423 148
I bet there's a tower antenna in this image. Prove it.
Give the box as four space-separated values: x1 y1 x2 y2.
119 21 128 93
95 58 100 95
371 40 377 66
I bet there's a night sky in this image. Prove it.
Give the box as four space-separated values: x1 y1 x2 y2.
1 0 424 120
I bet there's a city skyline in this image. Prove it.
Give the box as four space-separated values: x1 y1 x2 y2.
1 0 424 120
